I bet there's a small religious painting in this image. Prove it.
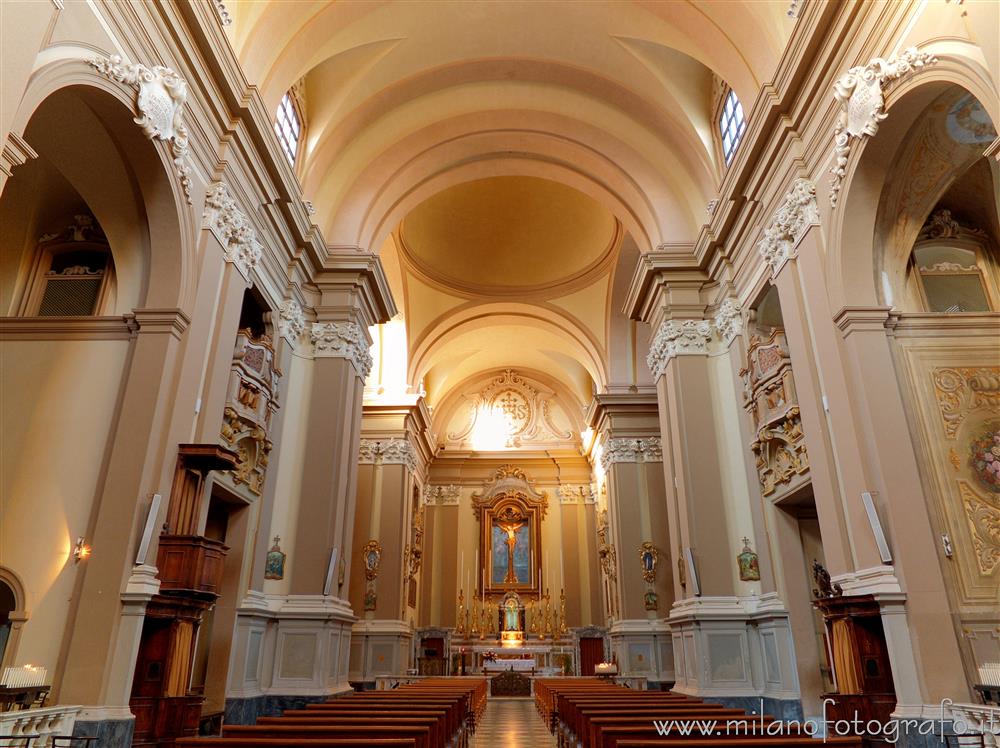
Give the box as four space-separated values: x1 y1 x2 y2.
408 578 417 608
264 535 286 580
737 537 761 582
644 589 658 611
639 542 657 582
969 421 1000 493
364 581 377 611
363 539 382 580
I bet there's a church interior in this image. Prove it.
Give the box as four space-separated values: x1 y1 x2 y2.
0 1 998 746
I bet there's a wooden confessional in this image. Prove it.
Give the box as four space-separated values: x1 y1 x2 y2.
130 445 236 747
815 593 896 747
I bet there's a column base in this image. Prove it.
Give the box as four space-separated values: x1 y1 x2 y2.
669 594 800 707
349 619 414 684
608 618 673 684
71 707 135 748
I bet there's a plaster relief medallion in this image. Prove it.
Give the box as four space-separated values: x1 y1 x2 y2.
969 421 1000 494
737 538 761 582
264 536 286 580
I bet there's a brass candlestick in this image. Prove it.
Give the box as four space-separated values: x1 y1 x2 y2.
558 588 569 638
470 598 480 636
543 588 554 638
456 589 467 637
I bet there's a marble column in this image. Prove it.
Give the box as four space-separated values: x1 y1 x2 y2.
589 394 673 684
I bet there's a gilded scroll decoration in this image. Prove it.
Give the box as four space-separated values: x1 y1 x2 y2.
741 330 808 497
933 367 1000 439
220 329 280 496
959 482 1000 576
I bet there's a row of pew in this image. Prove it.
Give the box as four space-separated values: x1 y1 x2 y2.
177 678 487 748
535 679 863 748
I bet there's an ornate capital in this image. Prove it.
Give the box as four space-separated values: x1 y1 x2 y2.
203 182 263 283
557 484 596 505
756 178 819 276
830 47 938 206
358 438 417 472
714 299 743 345
600 437 663 472
647 319 713 378
423 484 460 506
277 299 306 341
88 55 192 204
309 321 373 377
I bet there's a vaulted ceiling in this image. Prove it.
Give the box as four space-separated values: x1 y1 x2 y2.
225 0 796 429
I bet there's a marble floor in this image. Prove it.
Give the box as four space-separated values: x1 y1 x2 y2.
471 697 557 747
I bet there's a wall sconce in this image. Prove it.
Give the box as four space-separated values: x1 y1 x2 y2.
73 537 91 563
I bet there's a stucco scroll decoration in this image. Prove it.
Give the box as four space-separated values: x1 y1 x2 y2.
277 299 306 341
600 437 662 472
471 464 549 520
714 299 744 345
959 482 1000 576
557 484 596 505
755 178 819 276
203 182 264 282
829 48 938 207
423 484 460 506
309 321 373 378
647 320 713 378
932 367 1000 439
358 437 417 473
87 55 193 204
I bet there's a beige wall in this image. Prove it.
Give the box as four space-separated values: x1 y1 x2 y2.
0 338 129 668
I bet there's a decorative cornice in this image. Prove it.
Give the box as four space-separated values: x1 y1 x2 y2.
646 319 713 378
0 315 137 341
1 133 38 178
557 484 597 505
87 55 192 204
423 485 460 506
358 438 417 472
203 182 263 283
714 299 743 345
756 178 819 276
309 321 373 378
213 1 232 26
830 48 938 207
600 437 662 472
277 299 306 341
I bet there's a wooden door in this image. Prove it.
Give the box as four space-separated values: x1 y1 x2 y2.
579 637 604 675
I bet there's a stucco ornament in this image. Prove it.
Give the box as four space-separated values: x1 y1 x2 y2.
203 182 263 283
309 321 373 378
358 438 417 473
647 319 713 378
756 178 819 276
88 55 192 203
600 437 662 472
829 48 938 207
714 299 744 345
277 299 306 341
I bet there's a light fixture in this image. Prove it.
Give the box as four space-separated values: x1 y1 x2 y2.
73 537 91 563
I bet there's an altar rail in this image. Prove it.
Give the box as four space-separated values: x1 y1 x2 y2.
0 705 80 746
947 703 1000 746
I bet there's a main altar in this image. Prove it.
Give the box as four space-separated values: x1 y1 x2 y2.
448 466 576 676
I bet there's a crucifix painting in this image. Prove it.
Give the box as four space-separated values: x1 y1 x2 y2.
492 510 530 585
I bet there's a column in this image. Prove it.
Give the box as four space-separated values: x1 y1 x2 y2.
275 251 395 696
589 394 673 684
349 400 432 683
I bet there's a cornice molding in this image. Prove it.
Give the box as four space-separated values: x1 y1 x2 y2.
358 437 417 472
755 178 819 277
557 484 597 505
309 321 373 378
1 133 38 179
646 318 714 378
600 437 663 472
829 47 938 207
0 315 138 341
87 55 192 204
203 182 263 283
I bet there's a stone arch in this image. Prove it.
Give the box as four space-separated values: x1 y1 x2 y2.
0 566 28 670
3 55 195 312
828 50 999 310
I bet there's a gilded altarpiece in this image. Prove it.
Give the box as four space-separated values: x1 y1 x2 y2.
741 330 809 498
894 341 1000 674
473 466 547 597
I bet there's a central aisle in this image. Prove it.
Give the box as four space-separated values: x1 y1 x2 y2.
471 697 557 747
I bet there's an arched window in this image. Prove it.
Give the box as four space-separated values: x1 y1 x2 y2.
18 214 115 316
910 209 996 313
718 88 746 165
274 91 304 166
